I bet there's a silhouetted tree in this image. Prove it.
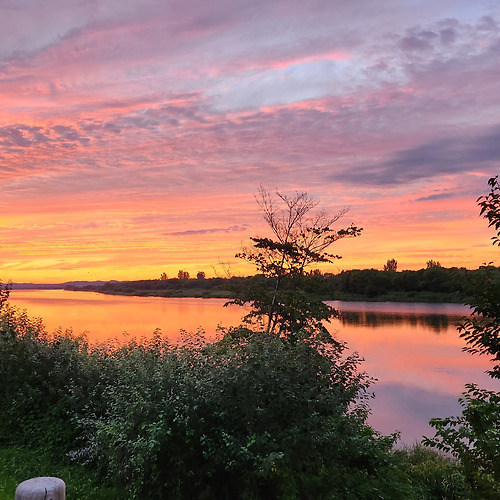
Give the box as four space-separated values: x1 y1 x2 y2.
309 268 323 276
196 271 206 280
232 186 362 336
159 272 168 280
177 270 190 280
0 281 10 310
426 260 442 269
383 258 398 271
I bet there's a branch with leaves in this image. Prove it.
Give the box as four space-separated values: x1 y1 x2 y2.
231 187 362 337
478 175 500 247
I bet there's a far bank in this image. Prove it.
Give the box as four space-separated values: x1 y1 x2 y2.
55 265 497 303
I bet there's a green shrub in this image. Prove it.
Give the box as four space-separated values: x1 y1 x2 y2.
2 283 473 499
82 327 408 499
0 303 110 458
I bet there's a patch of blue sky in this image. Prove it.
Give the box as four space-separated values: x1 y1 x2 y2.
209 58 361 110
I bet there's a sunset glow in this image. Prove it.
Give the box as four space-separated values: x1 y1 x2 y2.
2 1 499 283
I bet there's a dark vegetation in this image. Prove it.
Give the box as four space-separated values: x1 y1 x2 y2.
73 265 495 303
2 182 500 498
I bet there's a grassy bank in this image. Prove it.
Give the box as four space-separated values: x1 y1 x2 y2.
95 287 463 303
97 287 234 299
0 448 116 500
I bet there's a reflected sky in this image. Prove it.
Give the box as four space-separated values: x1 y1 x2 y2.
9 289 246 344
326 301 497 443
8 290 498 445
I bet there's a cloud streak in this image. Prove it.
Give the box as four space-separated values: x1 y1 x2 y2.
168 225 248 237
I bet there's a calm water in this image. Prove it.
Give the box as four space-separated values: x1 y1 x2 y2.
8 290 498 445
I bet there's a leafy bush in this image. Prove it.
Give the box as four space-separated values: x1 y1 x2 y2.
1 285 475 499
424 385 500 497
0 300 110 458
86 327 404 499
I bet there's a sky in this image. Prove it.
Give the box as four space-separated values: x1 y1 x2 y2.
1 0 499 283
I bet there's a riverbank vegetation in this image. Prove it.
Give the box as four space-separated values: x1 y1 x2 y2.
70 265 497 303
0 287 474 499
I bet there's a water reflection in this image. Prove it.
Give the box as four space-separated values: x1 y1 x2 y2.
326 301 495 444
8 290 246 344
339 310 461 332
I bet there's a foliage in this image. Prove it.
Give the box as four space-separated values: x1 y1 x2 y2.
0 301 399 499
85 265 491 303
393 445 470 499
330 265 472 300
452 175 500 378
177 270 190 279
1 288 480 499
383 258 398 272
423 385 500 497
0 281 10 310
0 304 105 457
83 327 409 499
231 187 362 336
478 175 500 247
458 263 500 378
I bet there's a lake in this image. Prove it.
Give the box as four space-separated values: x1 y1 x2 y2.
7 289 497 446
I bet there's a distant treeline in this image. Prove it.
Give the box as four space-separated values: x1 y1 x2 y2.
327 266 482 302
70 266 500 303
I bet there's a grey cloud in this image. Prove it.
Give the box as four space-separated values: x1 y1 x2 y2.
0 125 46 147
477 15 499 32
168 225 247 236
439 27 456 44
335 124 500 185
415 192 455 202
399 31 438 52
0 124 91 151
78 93 209 137
52 125 90 144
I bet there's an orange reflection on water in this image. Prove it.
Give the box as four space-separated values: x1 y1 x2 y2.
9 290 246 345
